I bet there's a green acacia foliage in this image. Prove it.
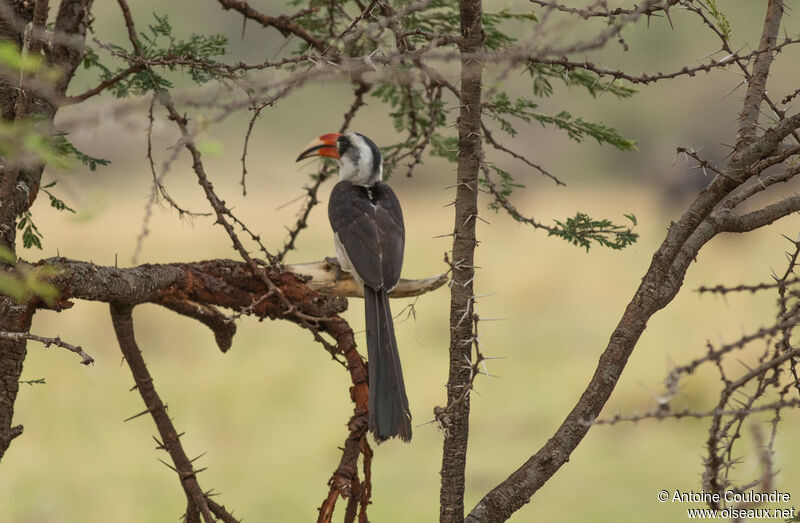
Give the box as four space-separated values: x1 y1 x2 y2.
4 13 227 251
6 5 640 252
289 0 640 250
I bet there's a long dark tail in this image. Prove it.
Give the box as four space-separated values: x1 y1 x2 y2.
364 287 412 442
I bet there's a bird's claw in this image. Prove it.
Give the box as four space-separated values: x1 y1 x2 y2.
325 256 344 279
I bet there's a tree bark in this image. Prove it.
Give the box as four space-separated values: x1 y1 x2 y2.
287 260 447 298
735 0 783 149
440 0 483 521
0 298 32 458
110 303 216 523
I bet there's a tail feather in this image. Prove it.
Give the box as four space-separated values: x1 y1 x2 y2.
364 287 412 442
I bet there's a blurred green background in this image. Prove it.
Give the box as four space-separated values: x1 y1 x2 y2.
2 1 800 522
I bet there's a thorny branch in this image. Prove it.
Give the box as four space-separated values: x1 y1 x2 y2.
0 331 93 365
680 0 800 147
529 34 800 87
215 0 327 52
481 124 565 186
434 313 489 437
110 303 226 523
529 0 679 19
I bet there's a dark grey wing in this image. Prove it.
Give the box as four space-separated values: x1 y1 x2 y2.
372 182 405 290
328 181 405 291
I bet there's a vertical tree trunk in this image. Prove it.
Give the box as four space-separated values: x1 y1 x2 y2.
440 1 483 521
0 303 31 459
0 0 32 461
0 0 93 462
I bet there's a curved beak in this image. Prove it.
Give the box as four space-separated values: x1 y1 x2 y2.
296 133 342 162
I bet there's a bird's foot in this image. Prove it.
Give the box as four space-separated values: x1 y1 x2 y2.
324 256 344 279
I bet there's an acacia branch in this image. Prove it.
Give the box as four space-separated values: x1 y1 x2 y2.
530 35 800 86
215 0 327 52
593 398 800 425
530 0 677 19
481 124 564 186
115 0 142 54
62 63 146 104
717 195 800 233
440 1 483 520
731 112 800 170
49 0 95 94
40 257 347 328
287 260 447 298
33 255 385 518
316 319 370 522
735 0 784 147
0 331 93 365
722 162 800 211
110 302 221 523
682 0 799 148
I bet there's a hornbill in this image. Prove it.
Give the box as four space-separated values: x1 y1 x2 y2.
297 132 412 442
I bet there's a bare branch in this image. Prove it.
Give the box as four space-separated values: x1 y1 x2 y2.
159 299 236 353
592 399 800 425
215 0 327 52
481 124 565 186
531 35 800 86
287 260 448 298
0 331 93 365
40 257 346 321
110 303 219 523
731 112 800 170
49 0 95 94
718 194 800 233
530 0 678 19
735 0 784 147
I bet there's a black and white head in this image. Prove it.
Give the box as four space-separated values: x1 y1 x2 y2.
296 132 383 186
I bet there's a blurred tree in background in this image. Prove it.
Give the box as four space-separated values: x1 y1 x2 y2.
1 0 800 521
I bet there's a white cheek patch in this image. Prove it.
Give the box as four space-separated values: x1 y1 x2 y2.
338 134 383 185
339 161 356 181
358 152 371 179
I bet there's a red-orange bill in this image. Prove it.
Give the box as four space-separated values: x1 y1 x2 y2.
296 133 341 162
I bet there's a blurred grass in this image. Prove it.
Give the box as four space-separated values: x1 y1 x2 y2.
3 1 800 521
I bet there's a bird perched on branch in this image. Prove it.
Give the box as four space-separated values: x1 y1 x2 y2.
297 132 412 442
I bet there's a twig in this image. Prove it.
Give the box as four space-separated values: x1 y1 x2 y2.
482 124 565 186
216 0 327 52
529 0 678 19
62 64 146 105
591 398 800 425
0 331 94 365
